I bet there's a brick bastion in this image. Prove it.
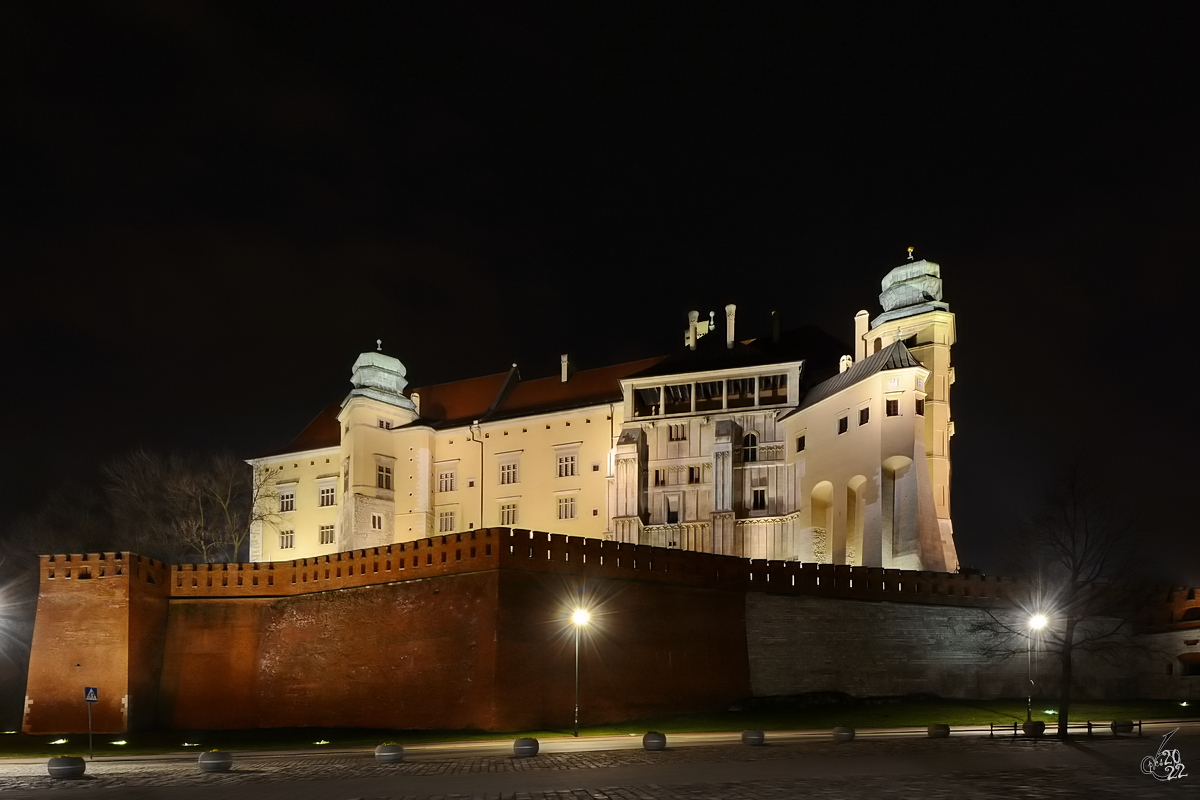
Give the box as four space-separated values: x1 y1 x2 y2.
21 529 1195 734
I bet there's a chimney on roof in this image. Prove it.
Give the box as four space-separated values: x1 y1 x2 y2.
560 354 570 383
854 310 869 361
840 355 854 373
411 391 421 415
771 310 781 344
687 310 699 351
725 304 736 349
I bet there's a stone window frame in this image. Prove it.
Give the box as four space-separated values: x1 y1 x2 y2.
318 524 335 545
279 530 295 549
278 482 297 513
438 509 455 533
497 450 522 486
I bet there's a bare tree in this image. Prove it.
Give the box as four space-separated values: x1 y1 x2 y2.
973 462 1152 738
104 449 276 563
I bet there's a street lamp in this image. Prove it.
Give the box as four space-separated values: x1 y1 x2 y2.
1027 613 1047 722
572 608 590 737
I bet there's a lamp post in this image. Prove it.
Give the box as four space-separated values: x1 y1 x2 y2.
1027 614 1047 722
572 608 590 737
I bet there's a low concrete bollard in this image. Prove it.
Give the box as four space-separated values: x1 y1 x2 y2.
642 731 667 751
1022 720 1046 737
374 744 404 763
513 737 539 757
46 756 86 778
927 724 950 739
198 750 233 772
1111 720 1135 735
741 729 765 746
832 726 855 742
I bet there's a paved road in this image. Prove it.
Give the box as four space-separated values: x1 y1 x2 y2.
1 723 1194 799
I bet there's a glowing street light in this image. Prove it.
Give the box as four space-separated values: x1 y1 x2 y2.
572 608 590 737
1027 614 1047 722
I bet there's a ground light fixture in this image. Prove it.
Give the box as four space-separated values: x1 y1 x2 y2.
1027 614 1047 722
572 608 590 737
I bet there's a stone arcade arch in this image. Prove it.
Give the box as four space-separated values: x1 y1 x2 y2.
883 455 919 569
808 480 834 563
846 474 868 567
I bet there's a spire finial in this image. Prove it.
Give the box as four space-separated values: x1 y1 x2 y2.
376 339 382 352
907 246 915 260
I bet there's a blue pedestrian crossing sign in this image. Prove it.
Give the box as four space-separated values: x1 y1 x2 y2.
84 687 98 702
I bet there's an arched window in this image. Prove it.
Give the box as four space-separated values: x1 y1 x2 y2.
743 432 758 462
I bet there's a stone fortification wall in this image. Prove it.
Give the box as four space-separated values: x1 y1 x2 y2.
24 531 1180 734
747 593 1142 701
23 553 169 734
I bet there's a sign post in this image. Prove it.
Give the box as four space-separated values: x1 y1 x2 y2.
84 687 98 760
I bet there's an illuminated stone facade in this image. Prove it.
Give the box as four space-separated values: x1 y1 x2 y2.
251 258 958 572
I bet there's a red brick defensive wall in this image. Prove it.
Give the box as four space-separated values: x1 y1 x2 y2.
22 529 1059 734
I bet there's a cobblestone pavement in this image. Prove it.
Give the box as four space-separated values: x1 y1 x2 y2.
0 733 1193 799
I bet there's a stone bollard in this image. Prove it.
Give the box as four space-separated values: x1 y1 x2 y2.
1111 720 1134 735
198 750 233 773
927 724 950 739
642 731 667 751
513 737 539 757
832 726 855 742
374 743 404 763
46 756 86 778
1022 720 1046 737
741 729 765 746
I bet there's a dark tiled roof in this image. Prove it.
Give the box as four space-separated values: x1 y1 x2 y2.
790 340 924 414
410 371 512 423
415 357 666 428
626 325 848 382
258 403 341 457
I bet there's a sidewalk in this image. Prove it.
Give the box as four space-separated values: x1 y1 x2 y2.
0 723 1193 799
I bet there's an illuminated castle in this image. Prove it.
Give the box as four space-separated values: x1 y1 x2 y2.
251 257 958 572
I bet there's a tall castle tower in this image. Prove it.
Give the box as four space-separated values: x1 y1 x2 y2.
853 257 957 570
337 345 427 551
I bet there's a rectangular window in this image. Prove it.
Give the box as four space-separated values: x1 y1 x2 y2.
759 374 788 405
371 513 383 531
500 503 518 525
859 407 870 426
915 398 925 415
279 489 295 513
668 423 687 441
666 495 680 524
279 530 295 549
438 510 455 533
343 460 349 494
688 466 702 484
378 419 392 429
319 486 336 507
796 435 806 452
663 383 692 415
319 524 335 545
654 469 667 487
752 488 767 511
500 461 519 485
837 417 848 435
886 399 899 417
437 470 456 492
557 454 577 478
377 465 393 490
557 496 577 520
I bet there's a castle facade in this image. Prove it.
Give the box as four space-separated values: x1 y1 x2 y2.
251 258 958 572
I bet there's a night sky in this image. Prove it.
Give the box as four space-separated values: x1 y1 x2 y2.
2 3 1196 581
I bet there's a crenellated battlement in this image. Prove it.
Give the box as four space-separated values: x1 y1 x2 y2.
40 552 168 585
36 530 1028 608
